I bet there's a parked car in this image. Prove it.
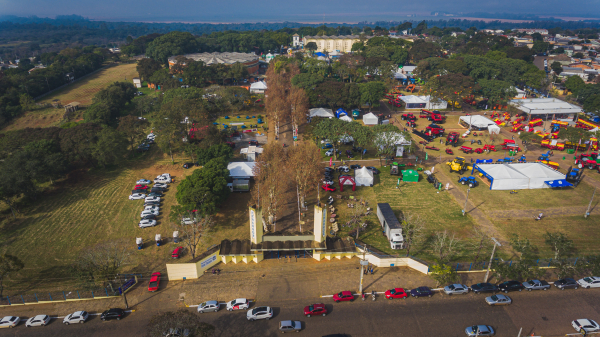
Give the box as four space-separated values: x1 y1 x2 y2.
554 278 579 290
154 183 168 189
172 246 184 259
470 283 498 294
227 298 249 311
154 177 171 184
139 219 157 228
132 189 148 194
522 280 550 291
333 291 354 303
100 308 125 321
304 303 327 317
141 214 157 221
497 280 524 293
164 328 189 337
410 287 433 298
145 205 160 212
147 192 163 198
366 166 380 174
148 272 160 292
134 185 148 190
325 149 334 156
444 284 469 295
25 314 50 327
350 164 362 169
136 179 152 185
63 311 88 325
572 319 600 333
385 288 408 299
129 193 146 200
249 140 259 146
140 210 159 218
0 316 20 328
183 163 195 169
485 294 511 306
144 201 161 207
150 187 167 193
279 320 302 333
145 196 161 203
321 143 333 149
324 167 335 173
322 180 334 186
577 276 600 289
322 184 336 192
465 325 495 336
337 166 350 173
246 307 273 321
197 301 220 313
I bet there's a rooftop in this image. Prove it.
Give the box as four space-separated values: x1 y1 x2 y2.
168 52 259 65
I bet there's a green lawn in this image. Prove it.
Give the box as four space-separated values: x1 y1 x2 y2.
214 114 268 132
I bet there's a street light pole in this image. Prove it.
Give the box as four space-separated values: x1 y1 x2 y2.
359 248 368 295
462 188 470 216
484 237 501 283
585 187 596 218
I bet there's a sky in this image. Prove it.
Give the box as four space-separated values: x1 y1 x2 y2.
1 0 599 22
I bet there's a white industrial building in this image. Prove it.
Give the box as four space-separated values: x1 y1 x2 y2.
509 98 583 122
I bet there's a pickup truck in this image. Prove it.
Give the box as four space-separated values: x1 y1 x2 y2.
522 280 550 291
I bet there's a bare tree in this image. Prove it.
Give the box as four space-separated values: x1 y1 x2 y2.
347 198 368 240
265 62 299 139
431 230 461 264
289 142 323 230
400 212 425 257
148 309 215 337
171 210 215 259
251 143 290 232
471 227 492 266
288 86 309 142
0 254 24 297
72 241 131 285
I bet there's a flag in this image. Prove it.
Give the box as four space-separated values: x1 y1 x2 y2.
329 158 332 167
425 152 428 160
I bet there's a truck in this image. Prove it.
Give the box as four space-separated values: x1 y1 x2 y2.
376 203 404 249
522 279 550 291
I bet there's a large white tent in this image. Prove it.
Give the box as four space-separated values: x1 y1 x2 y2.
459 115 501 134
474 163 566 190
309 108 334 118
249 81 267 94
363 112 379 125
355 167 374 187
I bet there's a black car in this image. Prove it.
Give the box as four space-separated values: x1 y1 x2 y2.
151 187 167 193
554 278 578 290
497 280 524 293
324 167 335 173
249 140 259 146
147 192 164 198
410 286 433 298
183 162 195 169
144 201 161 207
100 308 125 321
350 165 362 169
142 214 157 220
366 166 380 174
132 189 147 194
470 283 498 294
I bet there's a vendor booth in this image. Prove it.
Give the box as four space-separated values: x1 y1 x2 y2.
400 95 447 110
355 167 374 187
363 112 379 125
459 115 500 134
309 108 334 118
472 162 567 190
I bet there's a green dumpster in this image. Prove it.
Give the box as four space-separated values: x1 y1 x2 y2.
402 170 419 183
567 149 575 154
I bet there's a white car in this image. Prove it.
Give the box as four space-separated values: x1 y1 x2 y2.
139 219 157 228
136 179 152 185
145 196 161 203
325 149 334 156
0 316 20 328
158 173 171 179
63 311 88 325
129 193 146 200
572 319 600 333
443 284 469 295
154 177 171 184
181 218 195 225
144 205 160 212
226 298 249 311
147 133 156 139
140 210 159 218
153 183 168 189
577 276 600 289
246 306 273 321
25 315 50 327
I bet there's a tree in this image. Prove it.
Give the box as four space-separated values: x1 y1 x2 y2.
153 100 188 163
170 209 215 259
410 40 442 62
543 231 575 260
426 74 475 111
118 115 149 153
532 41 550 54
0 254 24 297
251 143 290 232
147 310 215 337
312 118 350 161
372 124 408 165
194 143 233 166
289 86 309 139
509 234 538 261
149 68 180 90
19 93 34 111
84 82 137 124
136 58 163 82
558 127 591 146
22 139 67 184
565 75 585 95
90 127 128 167
305 42 317 54
228 62 249 83
348 122 373 160
400 212 425 257
470 227 492 267
176 158 230 216
146 31 200 64
477 79 516 106
551 61 563 75
265 61 299 139
429 263 458 286
359 81 386 110
71 241 130 286
288 142 323 228
431 230 461 264
573 52 585 59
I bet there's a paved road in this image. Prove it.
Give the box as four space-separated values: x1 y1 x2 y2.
2 286 599 336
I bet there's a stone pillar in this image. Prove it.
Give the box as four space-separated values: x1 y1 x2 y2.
249 207 263 245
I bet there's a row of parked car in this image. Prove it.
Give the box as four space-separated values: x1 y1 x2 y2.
0 308 126 329
137 133 155 152
128 173 172 228
331 276 600 335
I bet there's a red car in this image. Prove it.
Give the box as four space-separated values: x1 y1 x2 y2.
385 288 408 299
148 272 160 292
333 291 354 303
321 184 336 192
304 303 327 317
134 185 148 190
172 246 184 259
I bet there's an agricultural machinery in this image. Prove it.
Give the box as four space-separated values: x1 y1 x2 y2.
566 166 584 186
458 176 479 188
446 132 460 147
446 157 473 174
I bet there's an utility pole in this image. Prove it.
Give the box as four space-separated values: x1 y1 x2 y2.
462 188 470 216
358 247 368 295
585 187 596 218
484 237 501 283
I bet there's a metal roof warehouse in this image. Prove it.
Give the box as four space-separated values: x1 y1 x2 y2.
509 98 582 122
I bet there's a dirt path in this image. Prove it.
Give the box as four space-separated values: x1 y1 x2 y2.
486 205 599 219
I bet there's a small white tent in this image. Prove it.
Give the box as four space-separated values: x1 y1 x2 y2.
339 115 353 122
249 81 268 94
355 167 374 187
363 112 379 125
309 108 334 118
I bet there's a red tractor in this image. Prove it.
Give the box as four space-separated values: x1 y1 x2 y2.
419 109 445 123
446 132 460 147
425 124 445 138
575 153 599 170
401 113 417 121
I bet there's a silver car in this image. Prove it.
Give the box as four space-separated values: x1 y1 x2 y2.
465 325 495 336
197 301 220 313
138 220 157 228
279 320 302 333
485 294 512 306
246 307 273 321
443 284 469 295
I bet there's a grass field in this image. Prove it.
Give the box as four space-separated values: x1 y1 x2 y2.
214 113 268 133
